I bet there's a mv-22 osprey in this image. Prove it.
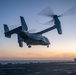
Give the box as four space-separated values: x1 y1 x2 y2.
4 15 62 48
4 7 76 48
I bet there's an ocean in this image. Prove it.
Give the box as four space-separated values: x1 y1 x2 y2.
0 59 73 64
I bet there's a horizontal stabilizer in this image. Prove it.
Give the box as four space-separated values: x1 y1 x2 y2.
4 24 23 38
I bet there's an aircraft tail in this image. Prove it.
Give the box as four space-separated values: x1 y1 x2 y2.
4 24 9 32
20 16 28 31
4 16 28 38
4 24 11 38
4 24 22 38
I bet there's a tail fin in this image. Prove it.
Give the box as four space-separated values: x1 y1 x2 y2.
4 24 11 38
20 16 28 31
4 24 9 32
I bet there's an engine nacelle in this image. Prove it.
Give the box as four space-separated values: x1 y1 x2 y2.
55 23 62 35
57 27 62 34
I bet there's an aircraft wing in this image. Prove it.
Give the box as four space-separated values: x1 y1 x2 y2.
35 25 55 34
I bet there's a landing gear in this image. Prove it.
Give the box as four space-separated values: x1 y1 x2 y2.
47 45 49 48
28 45 31 48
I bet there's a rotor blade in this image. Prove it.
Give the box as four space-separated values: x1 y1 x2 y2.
38 6 55 17
43 19 54 25
60 7 76 17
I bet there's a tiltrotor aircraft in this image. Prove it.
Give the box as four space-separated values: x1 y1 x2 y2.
4 7 76 48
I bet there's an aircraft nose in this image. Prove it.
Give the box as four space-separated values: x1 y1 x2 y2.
47 41 50 45
45 40 50 45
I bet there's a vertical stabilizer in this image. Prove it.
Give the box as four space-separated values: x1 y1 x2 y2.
4 24 9 32
20 16 28 31
4 24 11 38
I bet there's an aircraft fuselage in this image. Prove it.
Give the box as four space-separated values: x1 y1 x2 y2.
18 30 50 47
